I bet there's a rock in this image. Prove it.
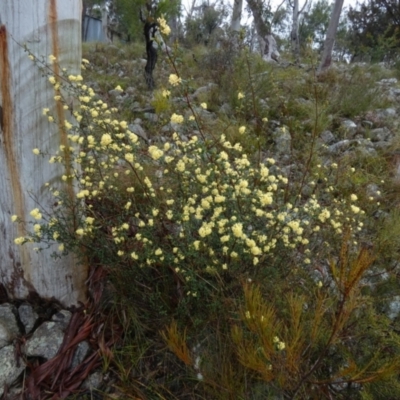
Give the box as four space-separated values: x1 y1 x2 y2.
0 345 25 397
128 123 148 142
71 341 91 369
144 112 158 123
372 141 391 150
377 78 398 86
25 321 65 359
327 140 351 154
340 119 357 136
0 304 19 340
189 83 218 101
193 106 216 121
219 103 232 115
108 88 124 97
366 183 381 199
375 108 397 119
388 296 400 320
131 101 141 110
81 371 103 391
51 309 72 330
361 120 374 129
0 322 12 349
125 87 136 95
18 303 39 334
320 130 336 145
369 127 391 142
273 127 291 154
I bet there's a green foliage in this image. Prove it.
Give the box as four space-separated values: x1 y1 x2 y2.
347 0 400 63
231 242 400 398
113 0 181 40
299 0 332 51
184 2 227 46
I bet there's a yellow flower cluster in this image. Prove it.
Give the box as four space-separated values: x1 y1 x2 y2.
169 74 181 86
157 16 171 36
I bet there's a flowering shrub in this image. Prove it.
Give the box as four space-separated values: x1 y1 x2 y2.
12 27 400 398
13 60 367 303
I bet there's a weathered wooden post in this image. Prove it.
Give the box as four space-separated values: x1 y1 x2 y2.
0 0 87 306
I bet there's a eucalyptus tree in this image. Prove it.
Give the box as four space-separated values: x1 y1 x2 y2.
318 0 344 72
231 0 244 32
246 0 280 61
289 0 308 63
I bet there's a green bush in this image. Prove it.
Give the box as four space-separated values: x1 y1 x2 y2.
14 28 400 399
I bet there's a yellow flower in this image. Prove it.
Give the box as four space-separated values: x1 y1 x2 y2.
238 92 245 100
148 145 164 160
162 89 171 98
32 148 40 155
48 76 56 85
200 102 207 109
58 244 64 251
48 54 57 62
318 209 330 223
86 217 95 224
76 228 84 236
125 153 134 163
171 113 184 124
277 341 285 351
14 237 25 245
232 223 243 238
157 17 171 35
169 74 181 86
176 160 185 172
114 85 123 92
30 208 42 220
11 215 18 222
220 235 230 243
239 126 246 134
100 133 112 146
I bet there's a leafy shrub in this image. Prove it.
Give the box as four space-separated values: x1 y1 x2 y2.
14 28 400 399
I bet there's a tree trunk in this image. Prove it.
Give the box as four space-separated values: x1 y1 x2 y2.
246 0 280 62
101 0 112 43
0 0 87 306
231 0 243 32
318 0 345 73
291 0 300 63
